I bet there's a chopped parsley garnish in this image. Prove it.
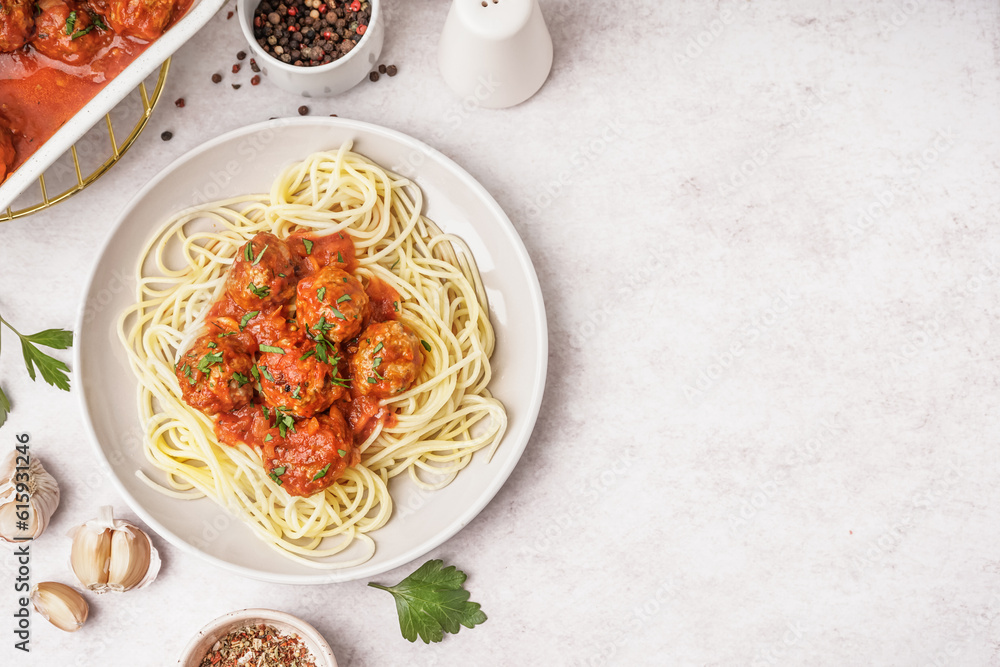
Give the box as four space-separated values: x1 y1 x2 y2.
260 365 275 382
251 365 260 381
247 282 270 298
373 342 384 354
259 345 285 354
264 433 273 442
311 463 331 481
337 251 343 263
276 412 295 437
217 331 237 337
299 350 315 361
337 294 351 304
292 386 301 399
373 357 382 368
240 311 259 330
197 352 224 374
421 340 431 351
303 239 314 255
252 244 269 265
232 372 249 387
393 301 400 313
329 307 346 320
390 259 399 270
244 241 254 261
315 343 329 363
268 467 285 485
337 449 347 457
367 377 378 384
261 404 269 420
317 287 326 301
64 11 77 35
181 364 195 385
332 376 352 388
207 342 218 349
90 11 107 30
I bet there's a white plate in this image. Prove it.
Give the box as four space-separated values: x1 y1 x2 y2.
0 0 228 209
75 118 547 583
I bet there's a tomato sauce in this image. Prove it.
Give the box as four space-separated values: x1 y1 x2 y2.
0 0 193 181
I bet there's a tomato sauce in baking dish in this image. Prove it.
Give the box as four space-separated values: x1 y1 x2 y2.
0 0 194 182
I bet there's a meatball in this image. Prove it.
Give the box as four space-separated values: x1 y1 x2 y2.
257 340 345 418
263 409 357 497
176 333 255 416
296 266 368 343
0 122 15 182
349 321 424 399
0 0 34 53
225 232 297 311
31 0 111 66
104 0 178 40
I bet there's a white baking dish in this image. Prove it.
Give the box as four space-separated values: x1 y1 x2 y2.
0 0 228 211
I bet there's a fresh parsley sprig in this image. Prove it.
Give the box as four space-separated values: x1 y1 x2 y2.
369 559 487 643
0 314 73 429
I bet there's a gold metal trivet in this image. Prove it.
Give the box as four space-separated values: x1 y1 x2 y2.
1 58 171 222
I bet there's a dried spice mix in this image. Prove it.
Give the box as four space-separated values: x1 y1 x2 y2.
199 623 318 667
252 0 372 67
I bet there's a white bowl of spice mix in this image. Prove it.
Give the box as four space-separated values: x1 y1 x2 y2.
237 0 383 97
178 608 338 667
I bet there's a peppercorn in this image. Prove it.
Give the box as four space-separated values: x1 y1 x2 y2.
386 64 397 76
298 105 309 115
161 131 173 141
211 73 222 83
252 75 261 85
237 50 247 60
175 97 185 107
378 64 385 74
250 58 260 72
232 83 242 89
232 63 241 73
369 71 378 82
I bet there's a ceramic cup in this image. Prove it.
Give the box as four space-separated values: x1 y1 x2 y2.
437 0 553 109
237 0 383 97
176 608 338 667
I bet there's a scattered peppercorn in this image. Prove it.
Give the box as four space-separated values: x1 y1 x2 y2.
232 63 241 73
211 73 222 83
378 64 385 74
237 50 247 60
298 105 309 115
232 83 242 89
226 10 233 18
369 71 378 82
161 131 173 141
251 75 261 85
329 113 338 117
386 64 397 76
250 58 260 73
174 97 185 108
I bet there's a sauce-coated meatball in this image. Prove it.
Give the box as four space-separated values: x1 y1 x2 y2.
32 0 111 65
225 232 297 311
349 321 424 399
0 122 15 182
263 409 357 497
104 0 178 39
0 0 34 53
257 340 345 418
296 266 368 343
176 333 255 416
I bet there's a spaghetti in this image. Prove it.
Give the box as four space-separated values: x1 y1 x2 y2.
118 143 506 568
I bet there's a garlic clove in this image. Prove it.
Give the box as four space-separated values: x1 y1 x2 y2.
69 506 161 593
0 450 60 543
69 525 112 592
30 582 88 632
107 525 151 592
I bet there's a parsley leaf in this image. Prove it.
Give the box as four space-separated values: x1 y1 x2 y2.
259 344 285 354
368 559 487 644
317 287 326 301
247 282 270 298
64 10 77 35
336 294 351 304
240 310 259 330
311 463 331 481
0 316 73 426
421 340 431 351
252 244 269 266
302 239 314 255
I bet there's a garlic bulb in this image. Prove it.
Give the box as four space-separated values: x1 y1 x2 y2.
0 450 60 542
68 506 160 593
31 582 88 632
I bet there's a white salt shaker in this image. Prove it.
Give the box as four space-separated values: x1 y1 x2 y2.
438 0 554 109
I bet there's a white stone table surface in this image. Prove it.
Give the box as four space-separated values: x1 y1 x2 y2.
3 1 1000 665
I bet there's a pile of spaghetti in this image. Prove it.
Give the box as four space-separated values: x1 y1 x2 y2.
118 143 506 567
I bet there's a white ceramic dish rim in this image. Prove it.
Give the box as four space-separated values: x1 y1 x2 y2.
74 117 548 584
237 0 379 74
176 608 338 666
0 0 229 210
